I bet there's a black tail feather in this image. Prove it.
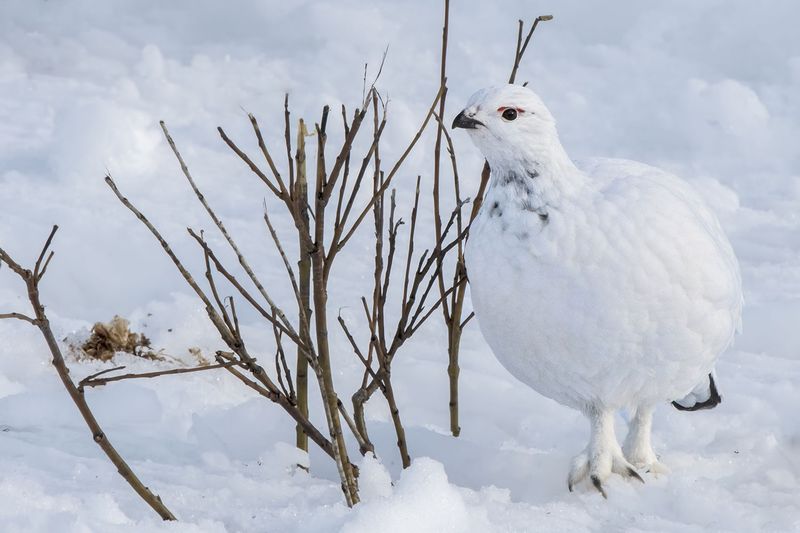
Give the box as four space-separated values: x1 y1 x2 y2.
672 373 722 412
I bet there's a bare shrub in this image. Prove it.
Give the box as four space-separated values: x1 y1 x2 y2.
0 0 554 518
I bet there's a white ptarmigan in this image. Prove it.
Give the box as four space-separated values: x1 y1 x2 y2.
453 84 742 497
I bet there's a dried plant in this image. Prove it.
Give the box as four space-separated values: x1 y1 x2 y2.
71 315 163 362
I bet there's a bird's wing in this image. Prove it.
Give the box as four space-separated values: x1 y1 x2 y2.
580 156 744 338
578 158 742 408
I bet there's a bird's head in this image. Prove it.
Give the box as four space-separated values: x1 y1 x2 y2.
452 84 559 171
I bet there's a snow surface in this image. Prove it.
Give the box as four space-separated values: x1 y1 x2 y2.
1 0 799 531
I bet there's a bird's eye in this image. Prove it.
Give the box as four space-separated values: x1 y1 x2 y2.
502 108 518 121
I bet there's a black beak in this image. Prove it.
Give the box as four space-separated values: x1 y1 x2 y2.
452 110 482 130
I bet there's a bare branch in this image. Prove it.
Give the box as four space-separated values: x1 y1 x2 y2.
329 117 387 252
432 0 451 321
407 275 465 336
33 225 58 280
80 365 127 384
284 94 296 194
401 176 422 311
263 205 309 336
293 116 313 453
460 311 475 330
185 228 304 348
271 313 296 401
218 126 284 198
334 107 352 231
201 231 236 335
508 15 553 84
323 106 368 199
79 361 241 389
215 351 336 461
161 122 302 340
337 313 382 385
338 397 374 455
248 113 288 197
105 175 238 348
0 312 38 325
1 230 176 520
335 84 445 253
228 296 242 340
361 45 390 110
36 251 55 282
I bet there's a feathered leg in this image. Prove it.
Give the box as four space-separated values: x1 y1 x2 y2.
568 406 643 497
623 405 668 475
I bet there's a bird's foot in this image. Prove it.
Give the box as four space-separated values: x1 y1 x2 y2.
622 445 669 477
568 447 644 498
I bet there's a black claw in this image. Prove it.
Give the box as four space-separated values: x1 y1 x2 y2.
590 475 608 499
627 467 645 484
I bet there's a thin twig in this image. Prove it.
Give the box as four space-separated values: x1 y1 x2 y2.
284 94 296 194
201 231 236 335
248 113 288 197
338 398 374 455
79 361 240 389
218 127 283 198
271 313 296 401
337 313 382 385
0 312 38 325
161 121 297 336
106 175 238 348
33 225 58 281
333 84 445 256
460 311 475 330
186 228 304 348
508 15 553 84
214 351 336 460
263 205 310 340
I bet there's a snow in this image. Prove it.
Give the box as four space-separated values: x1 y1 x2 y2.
1 0 799 531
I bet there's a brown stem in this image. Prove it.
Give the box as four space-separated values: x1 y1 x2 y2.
0 312 38 324
215 352 335 460
338 398 373 456
432 0 452 323
79 361 241 389
248 113 288 197
331 85 445 259
382 373 410 468
294 118 312 453
508 15 553 84
351 380 381 449
217 127 284 198
359 299 411 469
311 114 360 506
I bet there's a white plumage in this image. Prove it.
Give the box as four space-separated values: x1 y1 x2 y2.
453 85 742 496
